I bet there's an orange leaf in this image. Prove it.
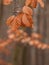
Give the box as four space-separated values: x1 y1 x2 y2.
22 6 33 15
6 15 15 26
3 0 13 5
27 14 33 25
31 0 37 8
25 0 32 6
10 13 23 31
37 0 44 8
10 17 19 31
22 14 32 27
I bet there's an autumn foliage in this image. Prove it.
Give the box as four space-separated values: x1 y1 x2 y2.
0 0 49 64
1 0 49 65
0 0 49 50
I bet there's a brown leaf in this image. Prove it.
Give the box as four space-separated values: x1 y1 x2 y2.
25 0 32 6
8 33 16 39
16 13 23 25
22 14 32 27
27 14 33 24
41 44 47 49
3 0 13 5
10 13 23 31
37 43 42 49
31 0 37 8
6 15 15 26
31 33 42 39
22 6 33 15
10 17 19 31
37 0 44 8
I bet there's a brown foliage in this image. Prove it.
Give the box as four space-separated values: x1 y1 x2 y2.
6 12 33 30
25 0 32 6
6 13 23 31
6 15 15 26
37 0 44 8
31 33 42 39
22 14 33 27
25 0 37 8
0 0 46 52
25 0 44 8
3 0 13 5
22 6 33 15
31 0 37 8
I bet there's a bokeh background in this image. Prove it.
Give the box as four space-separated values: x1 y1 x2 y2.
0 0 49 65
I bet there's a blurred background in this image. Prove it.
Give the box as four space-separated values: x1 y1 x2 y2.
0 0 49 65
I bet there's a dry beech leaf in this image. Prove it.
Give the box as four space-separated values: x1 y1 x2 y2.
6 15 15 26
6 13 23 31
27 14 33 24
31 0 37 8
22 6 33 15
34 40 39 46
10 13 23 30
8 33 16 39
16 13 23 25
10 17 20 31
22 14 32 27
3 0 13 5
25 0 32 6
41 44 47 49
31 33 42 39
29 40 34 46
37 0 44 8
37 43 42 49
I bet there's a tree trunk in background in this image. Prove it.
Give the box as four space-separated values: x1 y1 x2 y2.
31 0 49 65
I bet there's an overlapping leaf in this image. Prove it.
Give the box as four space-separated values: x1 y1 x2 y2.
31 0 37 8
25 0 32 6
25 0 44 8
22 6 33 15
37 0 44 8
22 14 33 27
6 15 15 26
